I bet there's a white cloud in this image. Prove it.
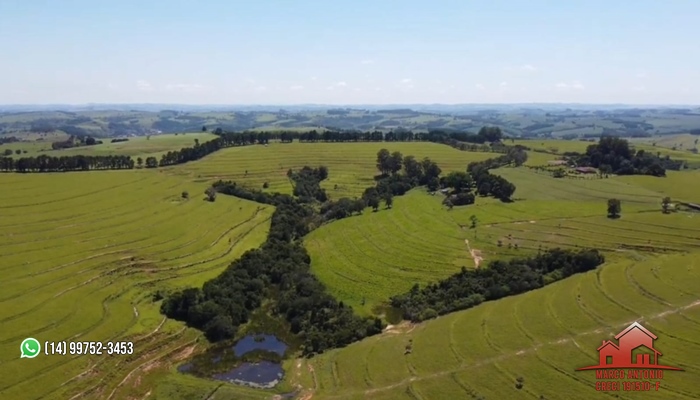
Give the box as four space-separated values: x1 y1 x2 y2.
633 86 646 92
289 85 304 91
475 83 485 90
310 76 317 81
107 83 119 90
360 59 375 65
635 72 648 79
244 78 256 84
555 81 585 90
500 81 508 87
164 83 205 92
326 81 347 90
136 80 153 92
504 64 537 72
401 78 412 84
254 86 267 92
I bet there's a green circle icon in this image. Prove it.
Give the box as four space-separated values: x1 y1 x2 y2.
21 338 41 358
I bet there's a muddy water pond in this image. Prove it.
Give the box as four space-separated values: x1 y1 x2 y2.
177 334 289 389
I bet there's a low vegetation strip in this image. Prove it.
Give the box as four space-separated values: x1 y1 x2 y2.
390 248 606 321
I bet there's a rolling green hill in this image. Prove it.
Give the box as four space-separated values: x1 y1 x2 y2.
0 137 698 400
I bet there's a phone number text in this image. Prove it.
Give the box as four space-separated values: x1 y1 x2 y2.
44 341 134 356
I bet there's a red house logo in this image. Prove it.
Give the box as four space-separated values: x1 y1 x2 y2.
577 322 683 370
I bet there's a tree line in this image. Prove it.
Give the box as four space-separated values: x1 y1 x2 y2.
162 168 385 356
0 154 134 172
390 248 605 321
0 126 508 173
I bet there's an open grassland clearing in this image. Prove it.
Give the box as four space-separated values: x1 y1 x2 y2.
303 252 700 399
631 133 699 151
306 164 700 314
168 141 499 199
27 132 217 160
0 170 273 399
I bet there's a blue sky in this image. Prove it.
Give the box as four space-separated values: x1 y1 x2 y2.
1 0 698 105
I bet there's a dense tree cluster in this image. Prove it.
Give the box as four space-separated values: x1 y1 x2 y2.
464 147 526 201
287 166 329 203
110 138 129 143
0 136 19 145
0 154 134 172
574 136 683 176
391 248 605 321
162 170 384 356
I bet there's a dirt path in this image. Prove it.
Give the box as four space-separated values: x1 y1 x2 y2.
464 239 483 268
323 299 700 399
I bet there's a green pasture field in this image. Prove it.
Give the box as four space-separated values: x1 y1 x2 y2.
306 166 700 315
2 138 699 400
303 252 700 400
0 170 273 399
630 133 699 150
169 141 509 199
1 132 216 159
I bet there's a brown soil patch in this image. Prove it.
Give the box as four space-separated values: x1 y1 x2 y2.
464 239 484 268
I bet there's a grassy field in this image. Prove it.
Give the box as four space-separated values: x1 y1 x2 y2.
301 161 700 399
306 167 700 315
1 132 217 159
2 139 699 400
0 170 273 399
168 141 543 199
303 251 700 400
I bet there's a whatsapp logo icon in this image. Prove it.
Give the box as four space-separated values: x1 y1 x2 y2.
21 338 41 358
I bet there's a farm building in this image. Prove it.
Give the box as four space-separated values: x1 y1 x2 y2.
575 167 597 174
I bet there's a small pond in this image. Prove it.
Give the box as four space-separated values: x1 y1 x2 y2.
233 334 287 357
177 334 288 390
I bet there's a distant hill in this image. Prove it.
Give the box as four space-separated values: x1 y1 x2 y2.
1 106 699 139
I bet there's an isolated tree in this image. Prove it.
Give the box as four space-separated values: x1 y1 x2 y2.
147 135 151 140
607 198 621 218
376 148 391 175
85 136 96 145
194 138 200 146
389 151 403 175
15 149 21 155
3 149 12 156
182 191 189 199
384 193 393 209
136 157 143 168
201 125 207 132
263 182 269 189
661 197 672 214
469 215 478 229
205 187 217 202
